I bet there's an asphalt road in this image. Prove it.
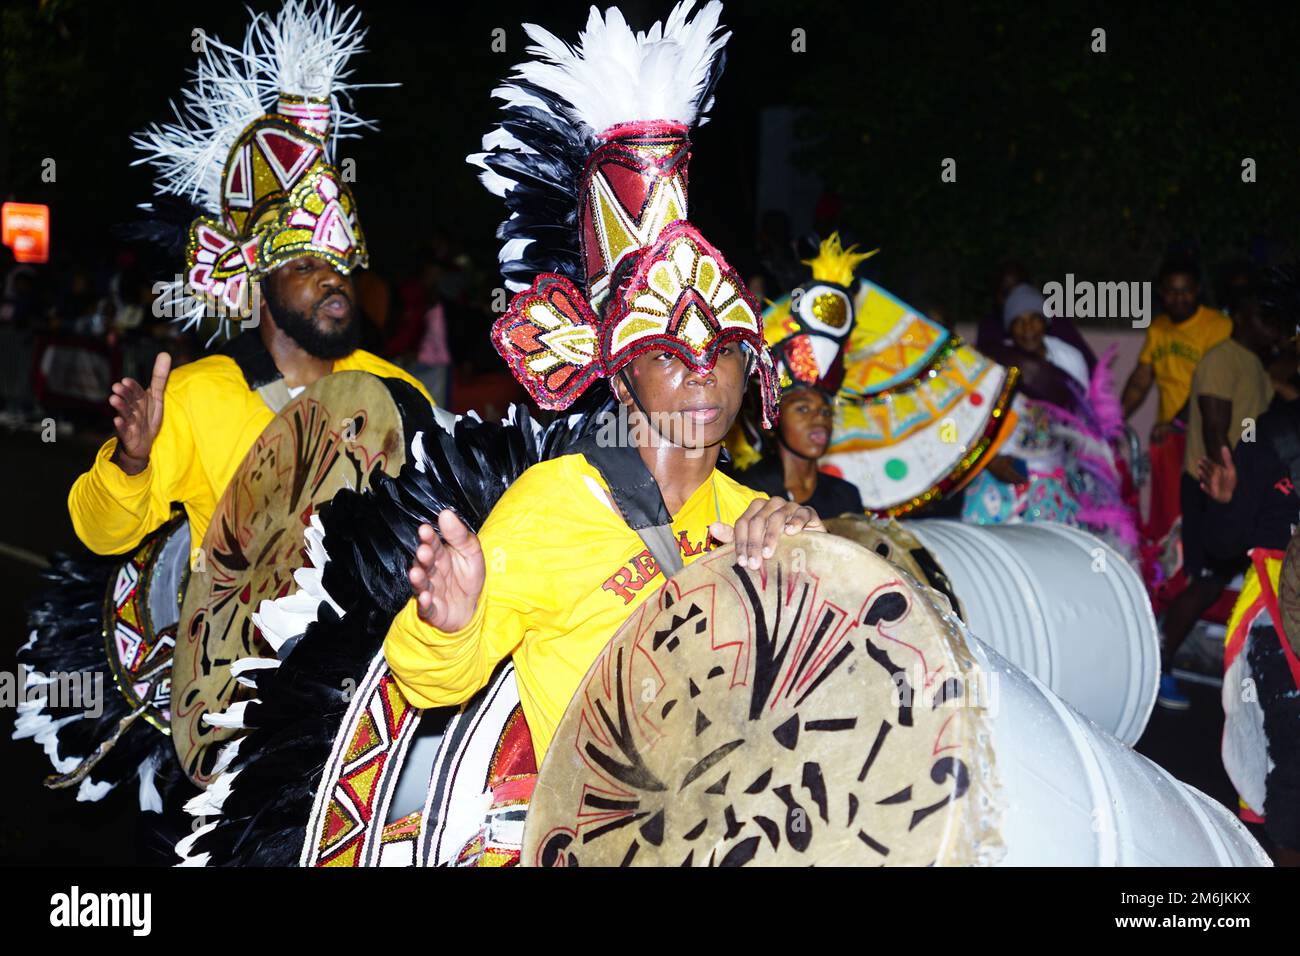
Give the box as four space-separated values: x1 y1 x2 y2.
0 425 1269 864
0 425 150 864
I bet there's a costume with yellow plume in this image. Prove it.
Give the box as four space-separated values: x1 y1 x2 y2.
736 235 1019 516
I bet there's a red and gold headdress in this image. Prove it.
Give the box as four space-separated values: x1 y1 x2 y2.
470 1 778 427
134 1 378 338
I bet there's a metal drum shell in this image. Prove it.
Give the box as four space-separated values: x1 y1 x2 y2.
906 519 1159 746
967 635 1269 866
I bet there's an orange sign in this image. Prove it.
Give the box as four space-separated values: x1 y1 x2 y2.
1 203 50 264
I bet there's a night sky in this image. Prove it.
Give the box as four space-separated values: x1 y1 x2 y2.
3 0 1299 315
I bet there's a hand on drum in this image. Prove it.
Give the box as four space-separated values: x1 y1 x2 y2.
409 510 486 632
109 351 171 476
710 497 824 571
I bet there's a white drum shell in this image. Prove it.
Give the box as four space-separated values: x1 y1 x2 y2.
907 519 1159 745
965 635 1269 866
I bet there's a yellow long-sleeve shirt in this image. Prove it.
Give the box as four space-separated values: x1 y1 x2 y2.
384 453 766 763
68 347 431 556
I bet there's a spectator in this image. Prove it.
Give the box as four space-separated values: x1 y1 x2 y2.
996 283 1091 391
963 285 1135 557
1122 255 1231 435
411 300 452 408
1120 254 1232 552
1157 281 1286 708
1194 266 1300 862
976 259 1096 367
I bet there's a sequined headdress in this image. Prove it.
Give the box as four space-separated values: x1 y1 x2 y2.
764 233 877 395
471 0 779 427
134 0 379 336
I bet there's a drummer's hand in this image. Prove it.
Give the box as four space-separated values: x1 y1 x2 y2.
409 510 485 632
1196 446 1237 504
109 351 170 476
711 497 824 571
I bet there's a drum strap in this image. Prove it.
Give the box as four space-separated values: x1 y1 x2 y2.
577 431 685 577
255 380 293 413
218 332 293 412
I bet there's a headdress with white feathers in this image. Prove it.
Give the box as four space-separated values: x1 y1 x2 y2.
469 0 729 294
134 0 374 216
131 1 382 339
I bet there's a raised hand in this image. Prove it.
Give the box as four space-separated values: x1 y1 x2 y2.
409 510 487 632
109 351 171 476
710 496 824 571
1196 445 1237 504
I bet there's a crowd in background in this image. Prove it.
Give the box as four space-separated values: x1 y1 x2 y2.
0 227 520 430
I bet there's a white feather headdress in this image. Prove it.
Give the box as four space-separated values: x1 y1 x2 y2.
133 0 375 214
130 1 383 339
511 0 728 140
469 1 730 292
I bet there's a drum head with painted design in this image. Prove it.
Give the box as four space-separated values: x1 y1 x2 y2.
523 533 998 866
173 371 417 785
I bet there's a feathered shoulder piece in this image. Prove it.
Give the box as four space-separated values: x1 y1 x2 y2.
130 0 382 338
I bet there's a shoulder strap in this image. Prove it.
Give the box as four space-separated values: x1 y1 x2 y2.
217 332 299 413
576 420 684 577
255 380 293 413
218 332 283 388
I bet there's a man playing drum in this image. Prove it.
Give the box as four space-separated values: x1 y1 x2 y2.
15 0 430 835
68 1 429 558
383 1 821 764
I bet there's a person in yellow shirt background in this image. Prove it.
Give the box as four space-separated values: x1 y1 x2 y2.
1121 255 1232 553
1123 256 1233 434
384 2 821 767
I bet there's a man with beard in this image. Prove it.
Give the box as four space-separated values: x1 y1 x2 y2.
66 0 428 558
14 1 429 850
68 256 429 556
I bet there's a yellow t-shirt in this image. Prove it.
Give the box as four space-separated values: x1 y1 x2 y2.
1137 305 1232 424
384 453 767 763
1183 337 1274 476
68 348 431 556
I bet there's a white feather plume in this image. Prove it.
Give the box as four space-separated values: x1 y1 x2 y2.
466 2 730 293
514 0 728 137
132 0 380 214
